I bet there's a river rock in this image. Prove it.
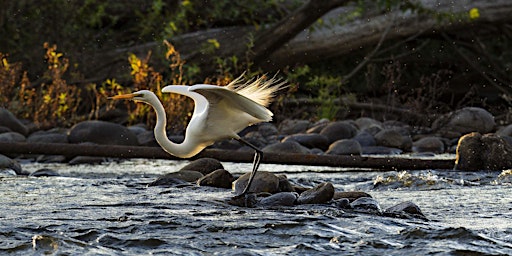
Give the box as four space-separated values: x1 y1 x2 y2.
258 123 279 138
325 139 362 155
350 197 382 214
68 156 107 165
29 168 60 177
374 128 412 151
149 170 204 186
282 133 330 150
383 201 426 219
296 182 334 205
354 117 382 131
455 132 512 171
257 192 298 207
179 158 224 175
27 131 68 144
320 121 358 143
433 107 495 138
0 132 26 143
196 169 233 189
306 118 330 134
233 171 280 194
277 174 295 192
412 136 445 154
333 191 372 202
362 146 402 155
262 141 311 154
353 131 377 147
278 119 311 135
0 108 28 136
496 124 512 137
0 154 24 175
68 120 138 146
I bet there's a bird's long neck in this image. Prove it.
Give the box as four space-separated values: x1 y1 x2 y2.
152 100 204 158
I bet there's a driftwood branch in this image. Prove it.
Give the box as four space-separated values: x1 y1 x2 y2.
0 142 455 171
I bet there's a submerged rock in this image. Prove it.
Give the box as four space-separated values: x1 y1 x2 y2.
384 201 426 220
196 169 233 189
350 197 382 215
29 168 60 177
296 182 334 205
257 192 298 207
333 191 372 202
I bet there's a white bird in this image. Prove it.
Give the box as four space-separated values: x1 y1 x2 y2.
110 75 286 204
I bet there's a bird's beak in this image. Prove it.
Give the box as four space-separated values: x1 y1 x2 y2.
109 93 135 100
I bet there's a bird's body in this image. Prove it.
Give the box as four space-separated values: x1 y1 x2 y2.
111 75 285 205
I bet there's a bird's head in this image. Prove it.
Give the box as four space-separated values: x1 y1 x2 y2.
109 90 157 104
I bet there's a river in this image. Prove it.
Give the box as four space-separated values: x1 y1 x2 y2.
1 158 512 255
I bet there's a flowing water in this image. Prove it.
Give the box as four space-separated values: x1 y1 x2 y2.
1 158 512 255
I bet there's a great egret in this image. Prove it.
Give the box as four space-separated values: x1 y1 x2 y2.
110 75 286 205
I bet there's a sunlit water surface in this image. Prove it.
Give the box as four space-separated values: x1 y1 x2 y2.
1 158 512 255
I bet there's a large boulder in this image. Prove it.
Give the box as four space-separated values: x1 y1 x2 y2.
319 121 358 143
455 132 512 171
68 120 138 146
433 107 495 138
0 108 28 136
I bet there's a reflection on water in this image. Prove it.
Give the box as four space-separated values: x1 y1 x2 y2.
1 159 512 255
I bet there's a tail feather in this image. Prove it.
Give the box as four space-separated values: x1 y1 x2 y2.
226 74 287 107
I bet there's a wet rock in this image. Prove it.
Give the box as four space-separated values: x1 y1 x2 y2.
0 108 28 136
27 131 68 144
32 234 58 254
228 193 258 208
278 119 311 135
361 146 402 155
412 136 445 154
350 197 382 214
257 192 298 207
354 117 382 131
333 191 372 202
0 154 25 175
68 120 138 146
455 132 512 171
433 107 495 138
29 168 60 177
149 170 203 186
0 131 26 143
68 156 107 165
277 174 295 192
374 128 412 151
334 198 351 209
262 141 311 154
353 131 377 147
233 171 280 194
179 158 224 175
196 169 233 189
36 155 67 163
326 139 362 155
384 201 426 219
282 133 330 150
296 182 334 205
319 121 358 143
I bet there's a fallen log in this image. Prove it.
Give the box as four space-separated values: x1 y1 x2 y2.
0 142 455 171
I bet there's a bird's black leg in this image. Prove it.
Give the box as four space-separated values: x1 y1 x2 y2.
236 137 263 196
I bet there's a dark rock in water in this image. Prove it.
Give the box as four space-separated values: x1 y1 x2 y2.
334 198 351 209
278 119 311 135
148 170 203 186
228 193 258 208
384 201 426 220
179 158 224 175
412 136 445 154
353 131 377 147
29 168 60 177
68 156 107 165
0 108 28 136
282 133 330 150
433 107 495 138
455 132 512 171
319 121 358 143
326 139 362 155
296 182 334 205
196 169 233 189
0 154 26 175
0 131 26 143
374 128 412 151
28 131 68 144
233 171 280 194
350 197 382 214
257 192 298 207
361 146 402 155
68 120 138 146
333 191 372 202
277 174 295 192
36 155 67 163
262 141 311 154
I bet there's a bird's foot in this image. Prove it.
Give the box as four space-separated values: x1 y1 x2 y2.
228 193 257 208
